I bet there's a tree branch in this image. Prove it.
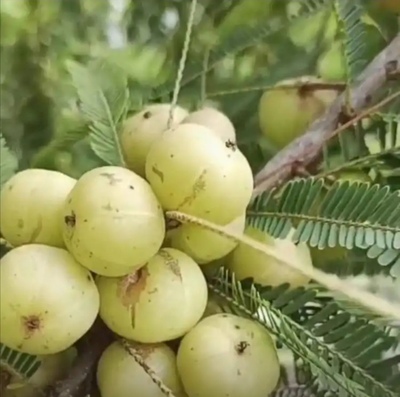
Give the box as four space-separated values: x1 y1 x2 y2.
253 34 400 197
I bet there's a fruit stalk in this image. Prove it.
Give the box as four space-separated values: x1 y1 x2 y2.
253 33 400 196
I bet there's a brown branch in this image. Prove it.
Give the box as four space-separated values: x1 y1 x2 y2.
253 34 400 198
44 319 113 397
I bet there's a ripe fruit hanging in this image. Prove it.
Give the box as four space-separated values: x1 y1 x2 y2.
177 313 280 397
227 226 313 288
182 107 236 142
96 340 185 397
165 214 246 264
145 123 254 224
0 244 99 355
258 76 339 149
120 104 188 177
317 41 346 81
96 248 208 343
0 169 76 248
61 166 165 277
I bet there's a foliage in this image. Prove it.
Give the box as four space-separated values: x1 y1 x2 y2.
0 0 399 396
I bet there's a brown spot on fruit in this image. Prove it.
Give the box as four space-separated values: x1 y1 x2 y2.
151 166 164 182
100 172 122 185
235 341 249 355
158 250 182 280
22 315 42 338
118 268 149 327
64 212 76 227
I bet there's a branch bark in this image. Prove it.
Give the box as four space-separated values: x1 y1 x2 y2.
253 34 400 197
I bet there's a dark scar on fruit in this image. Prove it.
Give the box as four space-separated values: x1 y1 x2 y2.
225 140 237 150
151 166 164 182
65 212 76 227
235 341 249 354
100 172 123 185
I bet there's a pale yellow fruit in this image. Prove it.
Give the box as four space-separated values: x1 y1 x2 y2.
182 107 236 142
96 248 208 343
0 169 76 248
259 76 339 149
120 104 188 176
96 340 185 397
177 313 280 397
61 166 165 277
165 214 246 264
145 123 253 224
227 226 313 288
0 244 99 355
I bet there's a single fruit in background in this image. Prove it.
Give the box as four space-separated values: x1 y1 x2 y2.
287 6 338 51
0 244 99 355
96 340 185 397
96 248 208 343
0 169 76 248
164 214 246 265
177 313 280 397
3 347 77 397
145 123 254 224
120 104 188 177
317 41 346 81
62 166 165 277
258 76 339 149
310 169 372 265
182 107 236 142
227 226 313 288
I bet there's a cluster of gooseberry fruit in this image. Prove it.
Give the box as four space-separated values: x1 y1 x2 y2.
1 101 316 397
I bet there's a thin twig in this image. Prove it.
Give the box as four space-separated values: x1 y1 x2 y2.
253 34 400 197
168 0 198 128
120 339 177 397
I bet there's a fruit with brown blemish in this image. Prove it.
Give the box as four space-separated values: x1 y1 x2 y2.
182 107 236 142
176 313 280 397
61 166 165 277
0 169 76 248
96 340 185 397
164 213 246 264
227 227 313 288
120 104 189 177
0 244 99 355
145 123 253 224
96 248 208 343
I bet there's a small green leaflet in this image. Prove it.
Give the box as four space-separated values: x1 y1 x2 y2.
0 134 18 187
67 60 129 167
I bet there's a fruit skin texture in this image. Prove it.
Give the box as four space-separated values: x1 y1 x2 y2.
177 313 280 397
62 166 165 277
258 76 338 149
96 340 185 397
4 347 77 397
145 123 254 224
165 214 246 265
227 226 313 288
317 41 346 81
0 244 99 355
120 104 189 177
182 107 236 142
96 247 208 343
0 169 76 248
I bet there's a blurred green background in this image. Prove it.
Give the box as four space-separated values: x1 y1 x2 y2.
0 0 398 178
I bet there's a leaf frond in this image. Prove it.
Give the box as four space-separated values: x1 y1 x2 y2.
67 60 129 167
247 178 400 275
333 0 368 83
0 343 41 381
